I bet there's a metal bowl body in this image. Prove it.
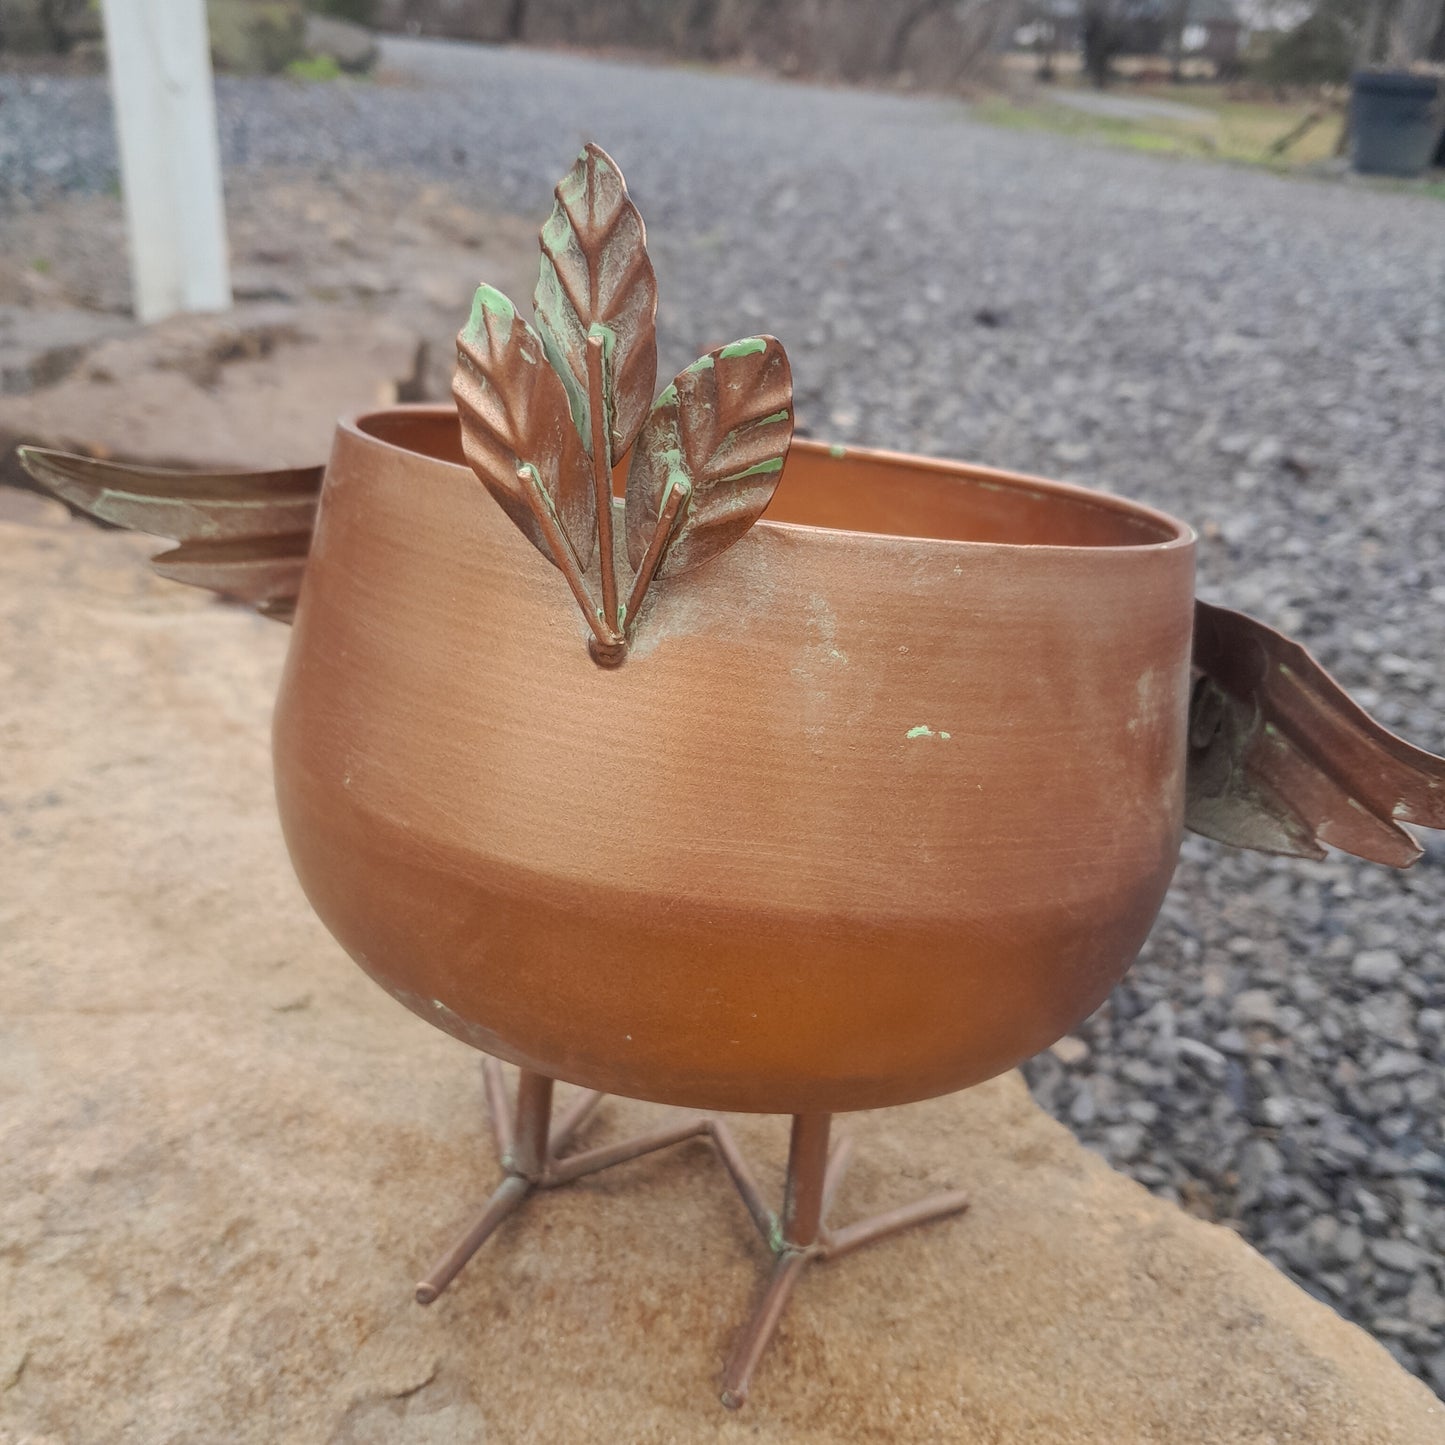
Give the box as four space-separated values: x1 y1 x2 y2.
272 407 1196 1113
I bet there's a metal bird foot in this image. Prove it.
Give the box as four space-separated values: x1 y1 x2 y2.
416 1059 970 1408
414 1059 710 1303
714 1112 970 1409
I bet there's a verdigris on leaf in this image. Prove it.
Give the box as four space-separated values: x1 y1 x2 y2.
625 336 793 578
534 143 658 466
453 284 595 569
451 145 794 661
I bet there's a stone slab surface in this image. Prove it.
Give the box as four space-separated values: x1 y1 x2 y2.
3 509 1443 1443
0 171 539 475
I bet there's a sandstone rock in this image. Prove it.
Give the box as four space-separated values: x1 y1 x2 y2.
305 12 379 72
208 0 307 74
0 171 540 480
0 304 134 395
0 305 421 472
2 510 1443 1441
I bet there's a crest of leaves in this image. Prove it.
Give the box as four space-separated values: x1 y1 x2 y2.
452 143 795 647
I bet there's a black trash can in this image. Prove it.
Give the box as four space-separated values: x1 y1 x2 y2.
1350 71 1442 177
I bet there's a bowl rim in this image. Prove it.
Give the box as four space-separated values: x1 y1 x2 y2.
339 404 1197 557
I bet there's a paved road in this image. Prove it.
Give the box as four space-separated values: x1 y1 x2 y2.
3 38 1445 1386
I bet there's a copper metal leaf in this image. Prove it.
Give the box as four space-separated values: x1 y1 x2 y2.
534 143 658 465
624 336 793 577
453 284 596 568
16 446 321 621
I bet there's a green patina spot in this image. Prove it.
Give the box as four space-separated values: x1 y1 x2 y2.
720 337 767 359
829 444 847 459
660 466 692 510
588 320 617 357
465 284 515 338
688 353 716 373
907 725 934 740
540 206 572 252
720 457 784 482
655 382 678 408
533 269 590 438
560 149 592 195
756 410 791 426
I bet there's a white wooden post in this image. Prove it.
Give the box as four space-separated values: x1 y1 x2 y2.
100 0 232 323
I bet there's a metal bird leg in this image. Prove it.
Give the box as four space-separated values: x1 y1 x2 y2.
416 1064 970 1410
414 1059 711 1304
718 1113 970 1409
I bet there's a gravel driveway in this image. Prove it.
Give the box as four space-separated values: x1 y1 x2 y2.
3 37 1444 1390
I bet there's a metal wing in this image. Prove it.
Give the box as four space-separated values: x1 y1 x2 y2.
16 447 322 623
1186 600 1445 867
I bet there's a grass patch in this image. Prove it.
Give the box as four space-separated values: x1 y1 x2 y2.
285 54 343 83
973 87 1347 170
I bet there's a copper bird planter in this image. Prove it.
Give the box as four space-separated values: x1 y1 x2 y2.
20 145 1445 1410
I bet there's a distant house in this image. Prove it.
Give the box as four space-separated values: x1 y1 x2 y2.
1181 0 1245 64
1016 0 1244 66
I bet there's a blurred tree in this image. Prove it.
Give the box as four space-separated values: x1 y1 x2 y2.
1164 0 1190 78
307 0 378 23
1386 0 1444 61
1081 0 1114 82
371 0 1022 84
1257 0 1443 80
1081 0 1151 83
0 0 98 52
41 0 93 48
1256 0 1361 80
885 0 1017 73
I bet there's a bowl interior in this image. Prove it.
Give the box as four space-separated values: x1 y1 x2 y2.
354 408 1185 551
